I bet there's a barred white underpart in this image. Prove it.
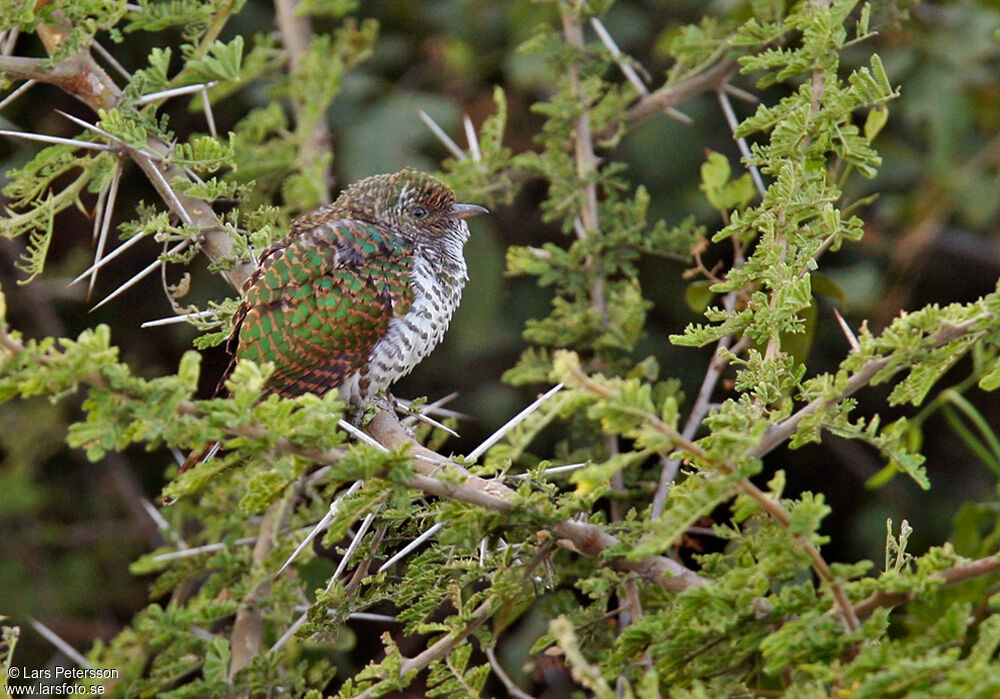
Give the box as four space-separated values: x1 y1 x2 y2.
338 221 471 404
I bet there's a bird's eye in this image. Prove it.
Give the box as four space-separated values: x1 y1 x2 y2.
411 205 428 220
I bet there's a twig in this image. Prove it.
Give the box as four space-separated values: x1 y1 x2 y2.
853 554 1000 621
273 0 332 203
229 501 281 679
748 317 987 461
590 17 690 124
353 601 494 699
599 58 740 140
651 331 748 518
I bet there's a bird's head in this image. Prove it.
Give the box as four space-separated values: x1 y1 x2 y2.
337 169 488 240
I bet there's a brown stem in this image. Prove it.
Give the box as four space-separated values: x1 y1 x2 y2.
273 0 333 204
598 59 740 141
853 555 1000 622
228 502 280 680
353 601 494 699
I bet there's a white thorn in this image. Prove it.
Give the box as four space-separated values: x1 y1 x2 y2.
510 461 588 479
463 115 482 162
132 81 219 106
0 79 38 112
90 240 190 311
150 537 256 563
0 129 119 152
141 309 217 328
467 384 565 461
418 109 467 161
275 480 364 577
377 522 444 573
70 229 152 286
28 618 92 668
330 510 377 583
337 418 387 451
833 307 860 351
91 41 132 81
88 158 123 299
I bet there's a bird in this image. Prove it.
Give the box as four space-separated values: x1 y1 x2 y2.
177 169 487 478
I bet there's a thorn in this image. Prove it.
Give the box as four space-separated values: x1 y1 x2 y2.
91 40 132 81
150 537 256 563
269 612 308 654
833 307 860 351
1 27 20 56
665 106 694 124
69 229 151 286
201 85 218 139
275 480 364 577
0 129 119 152
418 109 467 161
139 497 187 547
88 158 123 301
337 418 387 451
463 115 482 162
590 17 649 96
406 409 459 438
141 309 217 328
331 511 377 582
723 82 759 104
28 618 92 668
89 240 190 311
143 159 194 226
510 461 588 479
377 522 444 573
398 392 467 421
348 612 398 623
90 176 109 244
0 79 37 112
132 81 219 106
466 383 565 462
716 89 767 197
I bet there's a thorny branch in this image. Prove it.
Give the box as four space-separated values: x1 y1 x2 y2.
564 312 997 633
0 325 707 595
852 554 1000 622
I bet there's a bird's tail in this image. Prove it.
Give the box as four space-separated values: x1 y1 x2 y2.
164 442 221 505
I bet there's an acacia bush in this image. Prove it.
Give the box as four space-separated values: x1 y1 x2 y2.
2 0 1000 696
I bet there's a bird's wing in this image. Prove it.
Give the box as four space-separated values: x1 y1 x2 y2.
222 219 414 398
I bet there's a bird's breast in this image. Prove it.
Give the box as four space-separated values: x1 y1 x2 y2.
352 253 467 401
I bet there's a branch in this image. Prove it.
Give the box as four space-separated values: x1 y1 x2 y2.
0 32 255 292
228 500 280 680
353 601 493 699
853 554 1000 622
273 0 333 204
748 316 988 460
0 325 707 596
598 59 740 140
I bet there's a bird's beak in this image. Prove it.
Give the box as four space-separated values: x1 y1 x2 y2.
448 203 489 220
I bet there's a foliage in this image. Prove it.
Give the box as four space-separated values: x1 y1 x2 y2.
2 0 1000 696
